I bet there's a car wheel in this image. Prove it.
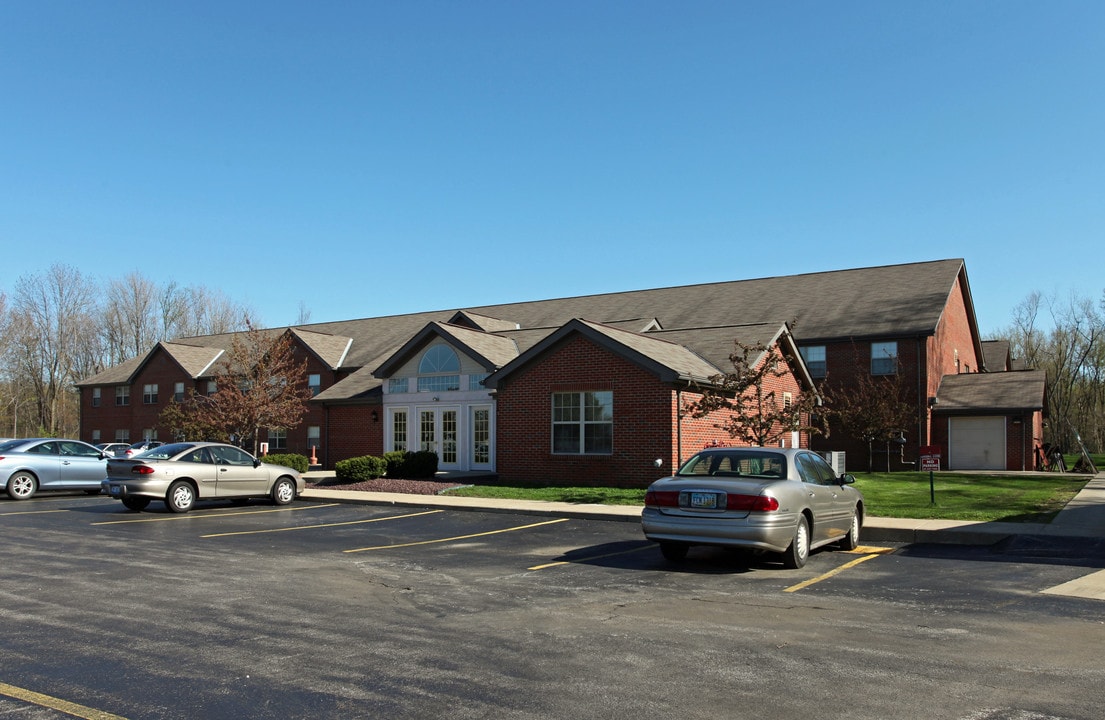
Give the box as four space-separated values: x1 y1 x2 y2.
166 481 196 513
659 542 689 562
6 472 37 501
271 477 297 506
781 515 810 569
122 496 151 512
840 509 861 551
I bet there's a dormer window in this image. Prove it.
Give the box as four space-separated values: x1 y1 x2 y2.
417 345 461 393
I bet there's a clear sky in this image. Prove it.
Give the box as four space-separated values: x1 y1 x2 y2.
2 1 1102 338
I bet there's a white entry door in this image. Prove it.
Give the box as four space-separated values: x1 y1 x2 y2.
419 407 460 470
470 404 494 471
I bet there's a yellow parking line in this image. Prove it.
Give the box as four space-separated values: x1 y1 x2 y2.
0 680 127 720
528 543 654 571
91 503 339 525
784 551 888 593
344 517 571 553
0 509 70 516
201 509 444 538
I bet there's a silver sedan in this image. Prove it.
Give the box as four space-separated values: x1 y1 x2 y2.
102 441 304 513
641 447 864 569
1 438 109 500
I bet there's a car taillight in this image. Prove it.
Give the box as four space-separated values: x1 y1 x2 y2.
131 465 156 475
727 494 779 512
645 490 680 507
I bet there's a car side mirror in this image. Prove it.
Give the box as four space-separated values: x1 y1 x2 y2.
839 474 856 485
254 459 262 468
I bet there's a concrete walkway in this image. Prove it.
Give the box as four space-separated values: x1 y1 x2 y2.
301 471 1105 546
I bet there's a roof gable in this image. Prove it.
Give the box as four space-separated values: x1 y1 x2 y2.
935 370 1046 412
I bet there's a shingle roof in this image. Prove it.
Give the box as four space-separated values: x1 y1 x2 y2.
934 370 1046 413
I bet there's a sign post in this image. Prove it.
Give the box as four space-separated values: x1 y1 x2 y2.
919 445 941 504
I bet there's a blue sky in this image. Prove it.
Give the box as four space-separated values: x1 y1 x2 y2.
2 1 1102 337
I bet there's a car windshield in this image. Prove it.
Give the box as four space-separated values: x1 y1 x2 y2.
136 442 197 460
677 451 787 479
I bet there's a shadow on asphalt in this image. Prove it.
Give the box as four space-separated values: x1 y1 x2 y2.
896 535 1105 569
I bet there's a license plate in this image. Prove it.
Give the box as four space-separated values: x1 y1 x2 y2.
688 492 719 509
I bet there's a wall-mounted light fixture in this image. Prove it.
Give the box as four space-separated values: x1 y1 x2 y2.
371 410 379 423
1012 417 1022 425
928 396 938 408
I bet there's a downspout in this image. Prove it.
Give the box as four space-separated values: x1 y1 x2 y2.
676 387 683 467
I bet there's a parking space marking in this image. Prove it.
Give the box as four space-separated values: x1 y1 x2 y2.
0 508 71 516
90 503 340 525
343 517 571 553
527 542 654 570
784 547 895 593
201 509 444 538
0 680 127 720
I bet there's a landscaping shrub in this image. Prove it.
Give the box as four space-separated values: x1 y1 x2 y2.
263 453 310 473
383 450 408 477
403 450 439 479
335 455 388 482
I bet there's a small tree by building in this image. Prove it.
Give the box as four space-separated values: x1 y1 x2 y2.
683 339 825 447
160 321 313 451
822 355 915 471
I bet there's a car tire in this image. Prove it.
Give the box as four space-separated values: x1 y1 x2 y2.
6 472 37 501
781 515 810 569
271 477 297 506
166 481 196 513
122 496 151 512
840 509 861 551
659 542 689 562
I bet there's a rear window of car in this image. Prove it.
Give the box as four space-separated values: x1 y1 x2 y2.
678 451 787 478
136 443 196 460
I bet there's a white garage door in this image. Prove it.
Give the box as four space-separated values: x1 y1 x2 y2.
949 416 1006 470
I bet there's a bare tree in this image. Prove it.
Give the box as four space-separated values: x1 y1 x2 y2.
6 265 100 435
103 271 160 364
683 338 824 447
160 321 312 449
822 355 916 471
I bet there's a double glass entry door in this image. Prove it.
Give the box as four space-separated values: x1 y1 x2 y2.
402 405 492 471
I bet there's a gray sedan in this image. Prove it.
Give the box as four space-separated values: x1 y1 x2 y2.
1 438 109 500
102 441 305 513
641 447 864 569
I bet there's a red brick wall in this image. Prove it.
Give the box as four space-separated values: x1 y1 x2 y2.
323 404 383 467
494 334 807 488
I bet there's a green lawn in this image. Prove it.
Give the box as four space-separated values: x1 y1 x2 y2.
442 471 1092 522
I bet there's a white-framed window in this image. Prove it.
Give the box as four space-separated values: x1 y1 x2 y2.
174 382 185 402
207 380 217 395
552 391 613 455
392 409 408 452
115 430 130 443
91 430 101 442
307 425 320 448
799 345 826 378
417 345 460 392
115 386 130 406
143 384 158 404
469 373 489 390
91 388 101 407
388 378 409 394
871 341 898 375
308 373 321 396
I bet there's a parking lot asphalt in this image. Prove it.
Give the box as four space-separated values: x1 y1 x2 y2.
301 471 1105 600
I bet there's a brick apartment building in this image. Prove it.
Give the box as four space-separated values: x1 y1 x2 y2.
76 258 1047 482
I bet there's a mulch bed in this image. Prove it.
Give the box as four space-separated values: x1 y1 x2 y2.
307 477 465 495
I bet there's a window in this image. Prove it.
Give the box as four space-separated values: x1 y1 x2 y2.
552 391 613 455
268 428 287 450
207 380 217 395
871 341 898 375
91 388 101 407
174 382 185 402
115 430 130 443
417 375 460 393
419 345 460 373
800 345 826 378
308 374 321 396
115 386 130 406
91 430 101 442
392 410 408 452
388 378 409 394
469 373 489 390
307 425 320 449
143 384 158 404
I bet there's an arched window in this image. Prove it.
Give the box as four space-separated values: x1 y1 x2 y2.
419 345 460 374
417 345 461 393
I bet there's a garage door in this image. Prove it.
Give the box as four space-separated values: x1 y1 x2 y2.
949 416 1005 470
